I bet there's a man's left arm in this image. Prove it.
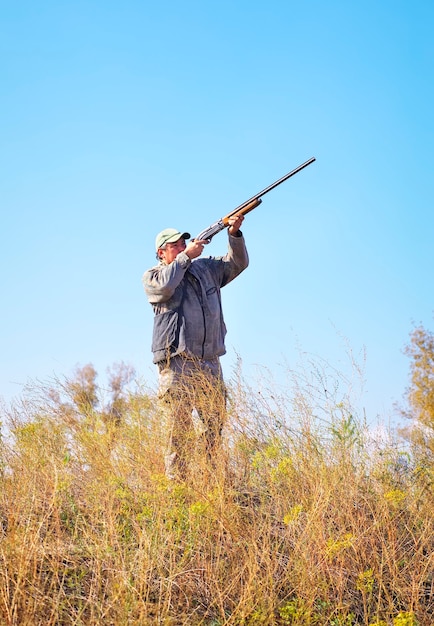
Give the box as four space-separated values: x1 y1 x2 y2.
227 214 244 238
220 214 249 286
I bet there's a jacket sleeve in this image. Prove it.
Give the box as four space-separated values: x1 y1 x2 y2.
217 231 249 287
142 252 191 304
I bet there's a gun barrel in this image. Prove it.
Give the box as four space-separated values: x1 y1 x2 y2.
195 157 316 243
230 157 316 215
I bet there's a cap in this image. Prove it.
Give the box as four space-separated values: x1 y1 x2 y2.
155 228 191 251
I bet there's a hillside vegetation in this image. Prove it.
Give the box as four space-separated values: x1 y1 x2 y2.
0 346 432 625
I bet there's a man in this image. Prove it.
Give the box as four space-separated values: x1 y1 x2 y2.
142 214 248 479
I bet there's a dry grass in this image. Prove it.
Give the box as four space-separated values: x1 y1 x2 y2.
0 361 432 625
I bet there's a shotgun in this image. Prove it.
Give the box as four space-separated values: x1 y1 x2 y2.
195 157 316 243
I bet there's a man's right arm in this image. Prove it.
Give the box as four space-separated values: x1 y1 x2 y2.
185 239 206 259
142 253 191 303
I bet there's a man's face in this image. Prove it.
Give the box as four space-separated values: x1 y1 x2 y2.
158 237 186 264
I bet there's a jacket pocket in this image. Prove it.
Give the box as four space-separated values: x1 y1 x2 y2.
152 309 179 354
205 285 220 312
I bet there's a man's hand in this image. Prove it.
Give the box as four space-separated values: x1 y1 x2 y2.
185 239 207 259
185 213 244 259
228 213 244 236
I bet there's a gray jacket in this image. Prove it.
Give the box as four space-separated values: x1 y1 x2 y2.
142 233 249 364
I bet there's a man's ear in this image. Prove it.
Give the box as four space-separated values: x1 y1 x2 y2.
157 248 164 260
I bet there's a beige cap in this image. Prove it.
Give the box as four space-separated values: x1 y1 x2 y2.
155 228 191 251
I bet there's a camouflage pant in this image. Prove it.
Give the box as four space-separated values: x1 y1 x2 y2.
157 355 227 479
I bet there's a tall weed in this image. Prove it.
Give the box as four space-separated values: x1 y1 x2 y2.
0 361 432 625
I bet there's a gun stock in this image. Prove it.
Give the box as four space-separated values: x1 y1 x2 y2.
195 157 315 243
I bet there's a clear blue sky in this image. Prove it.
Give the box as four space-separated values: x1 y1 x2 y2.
1 1 433 425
